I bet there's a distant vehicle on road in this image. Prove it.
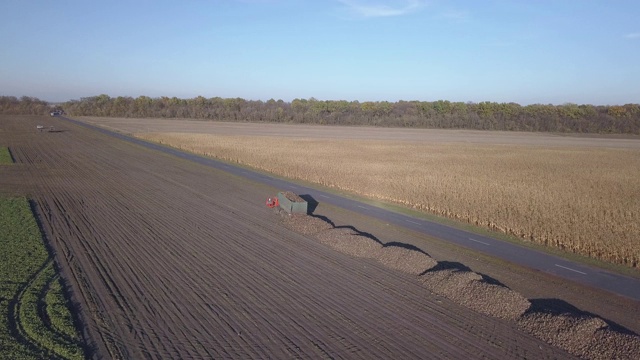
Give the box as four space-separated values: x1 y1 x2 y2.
50 110 63 116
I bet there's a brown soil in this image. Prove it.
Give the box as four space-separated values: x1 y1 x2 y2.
420 266 531 321
275 211 640 359
377 244 438 275
1 114 625 359
280 214 333 235
518 312 640 360
282 214 438 274
316 228 382 259
281 191 304 202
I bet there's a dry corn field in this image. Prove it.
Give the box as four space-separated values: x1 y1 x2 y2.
136 131 640 269
80 115 640 270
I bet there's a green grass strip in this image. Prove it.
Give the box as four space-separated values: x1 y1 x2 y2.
0 147 13 164
18 260 85 360
46 276 82 344
0 197 85 359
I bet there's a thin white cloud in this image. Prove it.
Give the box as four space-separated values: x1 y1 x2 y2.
438 9 470 22
624 32 640 39
338 0 425 18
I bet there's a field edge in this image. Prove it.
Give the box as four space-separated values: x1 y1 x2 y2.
0 196 88 360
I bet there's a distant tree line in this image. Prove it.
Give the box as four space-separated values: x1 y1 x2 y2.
2 94 640 134
0 96 51 115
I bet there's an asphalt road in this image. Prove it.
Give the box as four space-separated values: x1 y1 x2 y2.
61 116 640 302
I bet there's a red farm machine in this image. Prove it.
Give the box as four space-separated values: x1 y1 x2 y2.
266 191 308 214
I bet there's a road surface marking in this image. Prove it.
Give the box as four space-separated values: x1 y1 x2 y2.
405 220 421 225
468 237 491 246
555 264 587 275
318 194 329 198
357 205 368 209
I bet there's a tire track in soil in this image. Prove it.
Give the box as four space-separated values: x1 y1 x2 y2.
0 116 574 359
38 272 79 346
8 257 59 359
35 182 130 359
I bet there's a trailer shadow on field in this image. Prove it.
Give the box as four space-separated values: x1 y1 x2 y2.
525 298 638 336
298 194 318 214
423 260 506 286
287 192 640 342
300 193 431 256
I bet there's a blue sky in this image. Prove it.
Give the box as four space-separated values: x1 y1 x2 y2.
1 0 639 105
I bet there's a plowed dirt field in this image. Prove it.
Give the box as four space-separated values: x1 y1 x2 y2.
0 115 581 359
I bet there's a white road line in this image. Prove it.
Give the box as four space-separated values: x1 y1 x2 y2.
555 264 587 275
468 237 491 246
357 205 368 209
318 194 329 198
405 220 421 225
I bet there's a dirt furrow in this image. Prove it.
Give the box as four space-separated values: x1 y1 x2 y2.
0 115 578 359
